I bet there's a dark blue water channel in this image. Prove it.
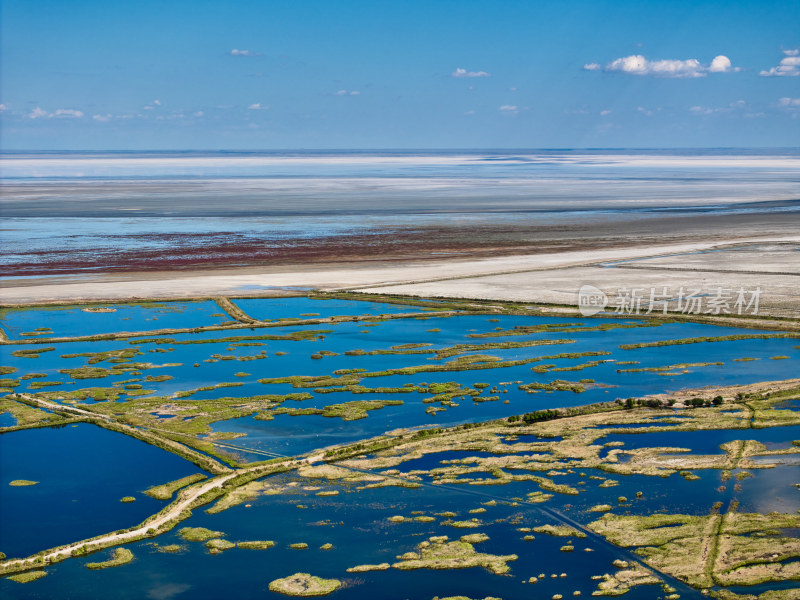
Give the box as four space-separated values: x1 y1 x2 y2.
0 424 204 557
0 472 705 599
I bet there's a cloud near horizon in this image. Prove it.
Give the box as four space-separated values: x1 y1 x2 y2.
29 107 84 119
760 49 800 76
586 54 738 77
452 68 491 78
229 49 260 57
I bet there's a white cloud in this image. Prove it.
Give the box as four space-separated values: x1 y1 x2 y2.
600 110 612 116
349 90 360 96
499 104 518 115
229 49 260 57
92 114 112 122
451 68 491 78
29 107 49 119
248 103 269 110
193 111 204 117
778 97 800 107
760 50 800 76
333 90 360 96
29 107 83 119
143 100 161 110
0 104 6 112
690 100 752 116
594 54 737 78
708 55 734 72
54 109 84 118
637 106 654 116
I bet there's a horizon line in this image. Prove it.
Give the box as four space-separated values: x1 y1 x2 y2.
2 146 799 154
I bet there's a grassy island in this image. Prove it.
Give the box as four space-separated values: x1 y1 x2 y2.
85 548 134 570
268 573 342 597
7 570 47 583
178 527 226 542
144 474 207 500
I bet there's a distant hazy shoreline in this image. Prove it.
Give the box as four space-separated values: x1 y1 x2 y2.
1 150 798 317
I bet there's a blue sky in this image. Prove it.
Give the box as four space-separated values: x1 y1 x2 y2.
1 0 798 149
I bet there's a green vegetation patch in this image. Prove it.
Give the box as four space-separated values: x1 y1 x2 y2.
152 544 185 553
9 479 38 486
519 380 588 394
7 570 47 583
178 527 226 542
11 347 55 358
346 563 391 572
392 535 517 575
619 333 800 350
61 349 142 364
268 573 342 597
273 399 403 421
205 538 236 553
85 548 134 570
0 397 67 428
237 540 275 550
532 524 586 538
144 473 207 500
28 381 65 390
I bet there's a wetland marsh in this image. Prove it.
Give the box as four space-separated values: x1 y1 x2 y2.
1 294 799 599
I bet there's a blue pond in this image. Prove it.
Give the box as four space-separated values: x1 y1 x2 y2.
0 423 204 557
0 301 233 340
231 297 434 321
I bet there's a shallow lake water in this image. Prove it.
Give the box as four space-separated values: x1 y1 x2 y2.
0 472 705 599
232 297 434 321
0 300 233 340
2 309 798 457
0 424 204 557
1 297 798 597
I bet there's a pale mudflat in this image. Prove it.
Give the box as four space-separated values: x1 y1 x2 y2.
3 235 799 318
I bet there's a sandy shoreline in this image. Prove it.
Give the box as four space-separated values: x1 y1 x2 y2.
3 234 799 319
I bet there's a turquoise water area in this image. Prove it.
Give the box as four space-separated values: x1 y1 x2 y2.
0 301 233 340
232 297 433 321
2 310 798 457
